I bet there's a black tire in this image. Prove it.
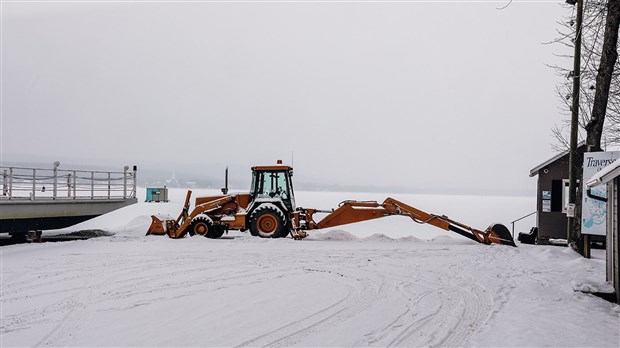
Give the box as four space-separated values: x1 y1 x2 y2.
188 215 213 237
518 227 538 245
206 225 225 239
249 207 287 238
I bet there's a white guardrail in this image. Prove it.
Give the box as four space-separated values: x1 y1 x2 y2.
1 162 137 201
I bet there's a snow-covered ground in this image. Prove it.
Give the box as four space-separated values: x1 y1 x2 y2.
2 189 619 347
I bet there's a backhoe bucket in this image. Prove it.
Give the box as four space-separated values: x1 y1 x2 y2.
485 223 516 247
146 214 178 237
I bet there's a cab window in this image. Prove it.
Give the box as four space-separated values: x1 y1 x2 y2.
254 171 289 199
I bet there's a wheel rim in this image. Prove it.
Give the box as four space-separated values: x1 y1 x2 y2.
194 222 208 235
257 214 278 235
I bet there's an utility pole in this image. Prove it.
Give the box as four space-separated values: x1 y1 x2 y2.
567 0 584 245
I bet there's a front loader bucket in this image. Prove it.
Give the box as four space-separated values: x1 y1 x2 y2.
485 223 516 247
146 214 177 237
146 191 193 238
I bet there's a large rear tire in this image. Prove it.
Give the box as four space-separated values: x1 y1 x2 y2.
249 207 287 238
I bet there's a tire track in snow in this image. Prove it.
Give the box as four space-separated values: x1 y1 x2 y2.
351 248 495 347
234 249 401 347
2 242 509 347
237 247 494 348
235 266 395 348
271 273 396 347
3 251 303 346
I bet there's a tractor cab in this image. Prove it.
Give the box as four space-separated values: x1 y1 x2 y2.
249 164 296 213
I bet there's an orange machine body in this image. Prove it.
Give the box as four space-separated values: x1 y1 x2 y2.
147 163 516 247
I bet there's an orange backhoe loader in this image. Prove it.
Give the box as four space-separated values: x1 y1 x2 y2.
146 162 516 247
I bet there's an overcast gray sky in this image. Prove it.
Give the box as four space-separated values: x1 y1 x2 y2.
1 0 579 195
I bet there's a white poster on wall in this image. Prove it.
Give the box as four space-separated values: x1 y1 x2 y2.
581 151 620 235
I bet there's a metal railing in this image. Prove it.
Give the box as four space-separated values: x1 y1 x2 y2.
510 211 537 237
1 162 137 201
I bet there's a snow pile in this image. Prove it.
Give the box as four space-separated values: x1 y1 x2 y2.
398 235 423 243
364 233 397 242
430 234 477 245
572 280 615 294
113 215 154 237
307 229 359 241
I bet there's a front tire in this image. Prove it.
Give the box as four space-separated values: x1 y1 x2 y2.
188 215 213 237
249 207 287 238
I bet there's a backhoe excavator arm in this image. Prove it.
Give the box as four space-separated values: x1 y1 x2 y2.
296 198 516 247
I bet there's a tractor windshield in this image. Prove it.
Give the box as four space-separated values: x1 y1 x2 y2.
253 171 290 199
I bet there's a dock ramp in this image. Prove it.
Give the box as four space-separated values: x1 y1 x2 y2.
1 163 138 234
